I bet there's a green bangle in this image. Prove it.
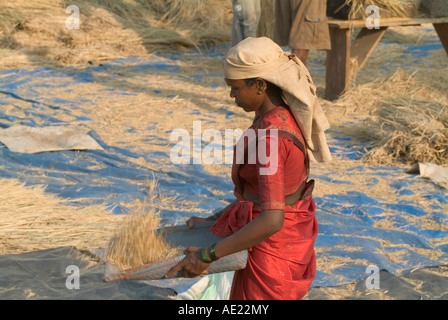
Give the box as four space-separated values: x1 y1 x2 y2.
209 243 217 262
199 247 212 263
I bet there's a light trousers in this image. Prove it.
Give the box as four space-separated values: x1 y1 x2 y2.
231 0 261 46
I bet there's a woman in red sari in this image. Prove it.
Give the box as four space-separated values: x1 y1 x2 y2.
165 37 331 300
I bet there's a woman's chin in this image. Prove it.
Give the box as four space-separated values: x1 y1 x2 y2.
239 105 252 112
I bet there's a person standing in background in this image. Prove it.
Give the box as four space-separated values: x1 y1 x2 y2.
273 0 331 65
232 0 261 46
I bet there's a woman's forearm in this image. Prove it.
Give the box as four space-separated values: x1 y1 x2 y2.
213 209 284 259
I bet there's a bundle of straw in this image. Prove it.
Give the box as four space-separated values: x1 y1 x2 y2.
106 180 183 270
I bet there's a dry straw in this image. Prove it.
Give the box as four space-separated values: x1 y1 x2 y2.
106 180 183 270
328 67 448 166
0 178 123 255
0 0 233 69
344 0 422 19
0 177 183 267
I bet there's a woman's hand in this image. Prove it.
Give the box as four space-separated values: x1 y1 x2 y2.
164 246 210 278
185 216 210 228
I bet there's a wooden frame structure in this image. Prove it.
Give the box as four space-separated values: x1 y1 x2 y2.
325 17 448 101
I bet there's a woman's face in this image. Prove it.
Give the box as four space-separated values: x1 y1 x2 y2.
225 78 264 113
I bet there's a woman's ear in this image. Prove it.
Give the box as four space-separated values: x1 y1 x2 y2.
255 78 267 94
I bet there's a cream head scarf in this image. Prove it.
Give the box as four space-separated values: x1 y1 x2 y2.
224 37 332 163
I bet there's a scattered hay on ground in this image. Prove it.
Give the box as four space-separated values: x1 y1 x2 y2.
0 178 123 255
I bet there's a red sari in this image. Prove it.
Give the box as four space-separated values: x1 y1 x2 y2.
210 105 318 300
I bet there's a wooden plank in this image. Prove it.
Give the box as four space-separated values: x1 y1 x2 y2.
350 27 388 75
325 28 351 101
328 17 448 29
433 22 448 55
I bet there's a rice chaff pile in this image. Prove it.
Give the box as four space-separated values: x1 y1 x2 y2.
362 94 448 165
324 61 448 166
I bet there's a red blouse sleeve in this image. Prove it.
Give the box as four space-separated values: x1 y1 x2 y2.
256 134 305 211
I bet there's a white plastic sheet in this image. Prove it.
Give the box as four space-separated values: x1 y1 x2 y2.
0 125 104 153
